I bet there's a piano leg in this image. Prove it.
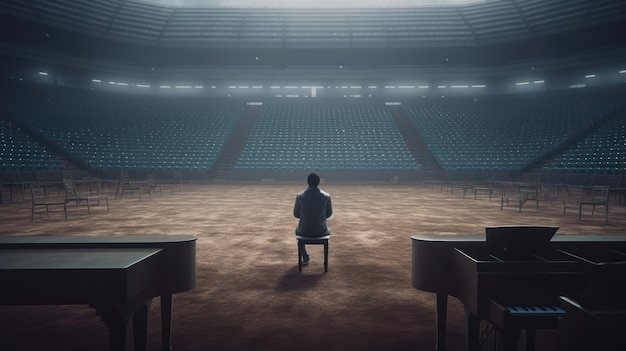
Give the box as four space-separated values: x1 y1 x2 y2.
501 328 522 351
465 312 479 351
94 298 153 351
436 293 448 351
133 299 153 351
527 329 536 351
94 305 135 351
161 294 173 351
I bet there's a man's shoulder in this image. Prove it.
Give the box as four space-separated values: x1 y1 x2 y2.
299 186 330 197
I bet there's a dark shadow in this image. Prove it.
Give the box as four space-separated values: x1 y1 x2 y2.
275 265 325 291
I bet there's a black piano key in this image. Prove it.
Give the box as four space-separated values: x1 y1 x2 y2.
507 305 565 314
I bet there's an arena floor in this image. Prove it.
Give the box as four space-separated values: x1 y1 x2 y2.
1 181 624 351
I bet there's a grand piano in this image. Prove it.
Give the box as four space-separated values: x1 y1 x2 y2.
411 227 626 351
0 235 196 351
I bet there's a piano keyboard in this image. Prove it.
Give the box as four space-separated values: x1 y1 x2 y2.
507 305 565 315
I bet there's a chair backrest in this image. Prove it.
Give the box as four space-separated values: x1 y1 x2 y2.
35 171 47 186
31 186 46 205
10 171 22 183
591 185 610 202
148 172 157 185
120 170 127 179
173 171 182 181
518 184 539 197
63 177 78 199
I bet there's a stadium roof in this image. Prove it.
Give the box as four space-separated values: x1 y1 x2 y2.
2 0 625 51
0 0 625 75
139 0 486 8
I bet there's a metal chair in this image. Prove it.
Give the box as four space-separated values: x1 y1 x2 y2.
63 176 109 214
31 186 67 222
576 185 609 222
296 235 330 272
146 172 175 198
501 184 539 212
116 170 144 200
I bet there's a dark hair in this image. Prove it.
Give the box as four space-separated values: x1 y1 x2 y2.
307 173 320 187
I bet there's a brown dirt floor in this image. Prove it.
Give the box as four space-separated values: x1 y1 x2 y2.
1 180 624 351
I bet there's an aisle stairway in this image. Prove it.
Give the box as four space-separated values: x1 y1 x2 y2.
208 105 260 181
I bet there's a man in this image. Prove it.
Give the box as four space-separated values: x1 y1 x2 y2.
293 172 333 266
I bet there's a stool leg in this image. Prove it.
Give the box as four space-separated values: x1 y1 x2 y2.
298 240 303 272
324 242 328 272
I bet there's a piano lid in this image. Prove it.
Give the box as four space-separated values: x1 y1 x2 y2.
486 225 559 255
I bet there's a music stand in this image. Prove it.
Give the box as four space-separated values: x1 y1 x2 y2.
486 225 559 258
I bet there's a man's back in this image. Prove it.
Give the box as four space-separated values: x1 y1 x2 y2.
294 182 332 237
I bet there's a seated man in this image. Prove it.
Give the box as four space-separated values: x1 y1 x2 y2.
293 172 333 266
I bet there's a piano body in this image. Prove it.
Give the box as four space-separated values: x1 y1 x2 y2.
411 228 626 351
0 235 196 351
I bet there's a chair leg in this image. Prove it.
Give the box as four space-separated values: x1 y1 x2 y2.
324 242 328 273
579 203 583 220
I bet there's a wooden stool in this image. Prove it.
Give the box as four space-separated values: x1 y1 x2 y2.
296 235 330 272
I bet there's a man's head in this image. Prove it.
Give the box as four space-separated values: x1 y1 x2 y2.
307 172 321 187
